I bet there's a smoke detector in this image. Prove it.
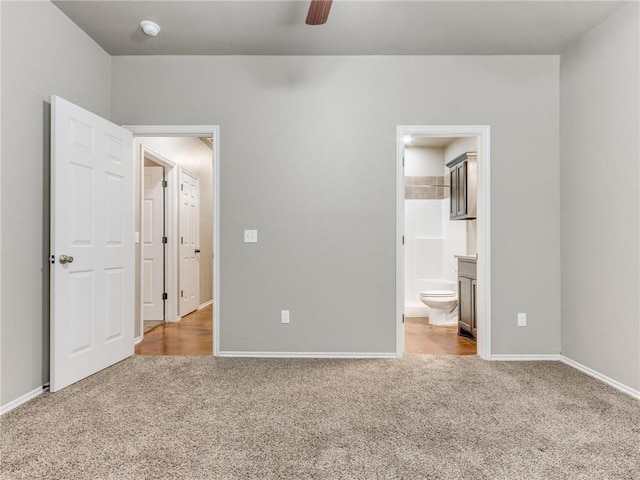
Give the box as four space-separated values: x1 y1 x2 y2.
140 20 161 37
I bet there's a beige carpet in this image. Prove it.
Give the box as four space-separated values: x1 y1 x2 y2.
1 356 639 479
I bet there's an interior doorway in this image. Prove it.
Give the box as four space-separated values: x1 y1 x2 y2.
396 126 491 359
127 127 220 356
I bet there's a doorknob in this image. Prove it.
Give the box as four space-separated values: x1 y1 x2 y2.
195 249 201 253
59 255 74 264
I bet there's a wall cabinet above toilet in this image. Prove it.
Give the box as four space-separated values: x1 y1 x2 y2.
446 152 477 220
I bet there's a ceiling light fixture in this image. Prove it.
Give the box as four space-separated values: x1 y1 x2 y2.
140 20 161 37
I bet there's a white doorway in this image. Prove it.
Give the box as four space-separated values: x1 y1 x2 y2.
128 127 220 356
178 168 200 316
396 125 491 360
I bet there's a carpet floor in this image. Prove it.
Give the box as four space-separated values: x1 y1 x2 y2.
1 356 639 479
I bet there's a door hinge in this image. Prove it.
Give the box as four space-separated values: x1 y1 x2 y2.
162 292 168 300
181 236 184 244
181 183 184 191
402 156 405 167
402 314 405 324
162 180 168 188
402 235 405 245
181 290 184 298
162 236 168 244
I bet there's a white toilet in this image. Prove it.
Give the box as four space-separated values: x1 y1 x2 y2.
419 290 458 326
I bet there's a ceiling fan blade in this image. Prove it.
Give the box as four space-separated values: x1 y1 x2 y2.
306 0 333 25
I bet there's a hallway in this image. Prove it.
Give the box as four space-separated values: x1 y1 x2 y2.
135 305 213 355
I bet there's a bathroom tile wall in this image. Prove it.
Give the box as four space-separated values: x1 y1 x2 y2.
405 176 449 200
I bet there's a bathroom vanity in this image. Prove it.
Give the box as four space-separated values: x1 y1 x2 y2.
456 255 477 340
446 152 477 220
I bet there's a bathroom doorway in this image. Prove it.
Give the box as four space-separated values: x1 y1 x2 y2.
396 126 491 359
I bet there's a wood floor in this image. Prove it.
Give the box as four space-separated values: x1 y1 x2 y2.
404 317 477 355
135 305 213 355
136 309 474 356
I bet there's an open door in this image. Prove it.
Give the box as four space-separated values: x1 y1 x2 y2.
50 96 134 392
142 165 166 322
178 168 200 316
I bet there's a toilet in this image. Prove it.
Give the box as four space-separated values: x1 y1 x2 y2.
419 290 458 326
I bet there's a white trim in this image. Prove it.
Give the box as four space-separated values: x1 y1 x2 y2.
560 356 640 401
134 336 143 346
491 354 640 400
491 354 562 361
218 351 397 359
125 125 220 356
0 1 3 410
395 131 405 358
396 125 492 360
199 299 213 310
139 145 177 339
0 385 49 415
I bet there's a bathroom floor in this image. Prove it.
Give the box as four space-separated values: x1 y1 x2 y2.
405 317 476 355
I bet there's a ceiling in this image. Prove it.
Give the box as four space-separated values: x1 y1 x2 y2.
52 1 626 56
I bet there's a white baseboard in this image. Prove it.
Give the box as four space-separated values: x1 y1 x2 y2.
491 354 562 361
218 351 397 359
134 336 143 345
560 355 640 400
490 354 639 400
0 384 49 415
199 300 213 310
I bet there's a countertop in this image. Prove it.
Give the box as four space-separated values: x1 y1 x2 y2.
455 254 478 261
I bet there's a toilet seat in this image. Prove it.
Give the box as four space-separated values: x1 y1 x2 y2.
420 289 456 297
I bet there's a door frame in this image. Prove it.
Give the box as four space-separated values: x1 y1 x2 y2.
139 146 175 339
396 125 492 360
125 125 220 356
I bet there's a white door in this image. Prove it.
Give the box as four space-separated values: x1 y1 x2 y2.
179 168 200 316
50 96 134 392
142 166 165 322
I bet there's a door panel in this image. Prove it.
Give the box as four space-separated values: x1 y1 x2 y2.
51 96 134 392
179 168 200 316
142 166 165 321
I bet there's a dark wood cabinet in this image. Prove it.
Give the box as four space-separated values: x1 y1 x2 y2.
457 257 477 340
446 152 477 220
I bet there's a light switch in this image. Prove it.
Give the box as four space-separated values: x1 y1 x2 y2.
244 229 258 243
134 231 140 244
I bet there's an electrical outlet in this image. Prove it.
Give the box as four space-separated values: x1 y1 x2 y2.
281 310 290 324
518 313 527 327
244 229 258 243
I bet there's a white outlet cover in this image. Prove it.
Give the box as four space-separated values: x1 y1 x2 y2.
517 313 527 326
244 229 258 243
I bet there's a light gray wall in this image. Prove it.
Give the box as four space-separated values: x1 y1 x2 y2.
112 55 561 354
0 1 111 405
560 3 640 389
